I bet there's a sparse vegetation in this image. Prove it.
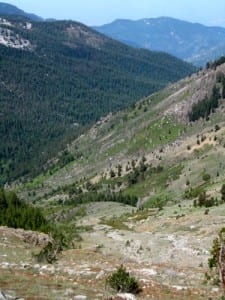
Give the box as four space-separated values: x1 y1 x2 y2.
193 192 218 208
101 216 131 231
184 185 206 199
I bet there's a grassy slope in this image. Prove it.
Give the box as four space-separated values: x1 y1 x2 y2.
19 63 225 206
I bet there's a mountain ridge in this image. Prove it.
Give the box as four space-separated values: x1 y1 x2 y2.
94 17 225 66
0 2 43 21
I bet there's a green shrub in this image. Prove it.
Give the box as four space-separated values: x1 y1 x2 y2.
221 184 225 202
34 239 62 264
106 265 141 294
184 185 205 199
194 191 217 208
202 173 211 182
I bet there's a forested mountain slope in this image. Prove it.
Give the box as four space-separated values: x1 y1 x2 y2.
21 59 225 203
0 16 195 185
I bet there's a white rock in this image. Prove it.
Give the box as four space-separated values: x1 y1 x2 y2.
74 296 87 300
64 289 74 296
0 291 7 300
107 231 124 241
40 265 48 271
33 264 40 269
172 285 187 291
117 293 137 300
141 268 157 276
96 270 105 279
67 269 77 276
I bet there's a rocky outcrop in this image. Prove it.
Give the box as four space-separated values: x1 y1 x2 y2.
0 290 24 300
0 226 51 247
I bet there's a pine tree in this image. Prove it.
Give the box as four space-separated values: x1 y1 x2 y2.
221 184 225 202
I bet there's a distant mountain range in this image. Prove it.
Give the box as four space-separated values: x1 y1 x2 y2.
94 17 225 66
0 2 43 21
1 3 225 67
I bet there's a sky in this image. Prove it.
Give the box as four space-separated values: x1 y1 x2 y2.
3 0 225 27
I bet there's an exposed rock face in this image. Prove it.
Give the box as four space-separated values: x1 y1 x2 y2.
0 291 8 300
0 290 23 300
0 226 51 247
0 19 34 50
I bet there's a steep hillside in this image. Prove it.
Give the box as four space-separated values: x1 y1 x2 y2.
0 2 43 21
94 17 225 66
0 16 195 185
3 61 225 300
21 60 225 203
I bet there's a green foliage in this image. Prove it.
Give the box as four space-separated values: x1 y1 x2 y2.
202 173 211 182
34 228 76 264
215 124 221 132
0 17 195 185
117 164 122 177
125 164 182 200
189 85 220 122
101 217 131 231
110 169 116 178
0 189 82 263
128 168 140 185
57 151 75 168
106 265 141 294
222 76 225 99
65 191 138 207
34 239 62 264
221 184 225 202
127 161 155 186
193 191 218 208
0 19 194 184
211 56 225 68
144 194 169 210
208 237 220 270
184 185 205 199
206 229 225 289
0 189 50 233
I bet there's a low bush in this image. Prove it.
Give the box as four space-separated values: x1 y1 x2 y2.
106 265 141 294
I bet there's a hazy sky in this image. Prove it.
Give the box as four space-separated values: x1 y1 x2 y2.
3 0 225 27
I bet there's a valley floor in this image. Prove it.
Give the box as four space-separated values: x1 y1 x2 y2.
0 201 224 299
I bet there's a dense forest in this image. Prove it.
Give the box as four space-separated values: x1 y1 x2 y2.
0 188 50 232
0 17 196 185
